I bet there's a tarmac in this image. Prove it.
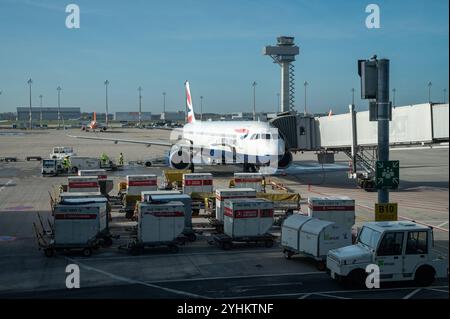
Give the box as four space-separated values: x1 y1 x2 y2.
0 128 448 299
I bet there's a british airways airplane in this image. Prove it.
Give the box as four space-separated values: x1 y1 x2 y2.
70 82 293 172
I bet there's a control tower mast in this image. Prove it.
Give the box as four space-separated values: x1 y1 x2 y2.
263 36 300 113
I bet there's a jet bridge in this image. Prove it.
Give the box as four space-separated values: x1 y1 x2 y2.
270 103 449 189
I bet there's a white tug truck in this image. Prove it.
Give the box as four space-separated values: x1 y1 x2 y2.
327 221 448 288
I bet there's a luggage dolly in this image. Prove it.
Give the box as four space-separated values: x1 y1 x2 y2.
207 233 276 251
118 235 187 256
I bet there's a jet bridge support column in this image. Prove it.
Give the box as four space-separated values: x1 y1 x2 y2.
349 104 357 178
377 59 390 204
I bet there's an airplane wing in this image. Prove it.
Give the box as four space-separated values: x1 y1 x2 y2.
68 134 173 147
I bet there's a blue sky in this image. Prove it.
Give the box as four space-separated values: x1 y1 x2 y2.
0 0 448 114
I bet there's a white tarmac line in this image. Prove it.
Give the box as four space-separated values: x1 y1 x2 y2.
403 288 422 299
298 293 311 299
438 221 449 227
0 179 13 193
65 257 209 299
425 287 449 294
315 293 349 299
226 285 448 299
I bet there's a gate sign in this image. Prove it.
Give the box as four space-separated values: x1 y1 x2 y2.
375 160 399 189
375 203 398 221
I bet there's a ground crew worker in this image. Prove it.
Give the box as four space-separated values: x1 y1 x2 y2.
62 156 70 171
100 153 109 166
119 152 124 166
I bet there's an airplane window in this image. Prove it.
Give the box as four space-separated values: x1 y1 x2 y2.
263 134 271 140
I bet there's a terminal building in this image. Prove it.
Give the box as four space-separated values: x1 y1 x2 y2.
115 112 152 121
16 107 81 121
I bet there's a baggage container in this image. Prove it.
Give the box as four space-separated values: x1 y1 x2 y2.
78 169 107 180
215 188 256 222
68 176 100 193
126 175 158 195
146 193 194 241
60 191 103 201
79 169 113 195
141 190 181 202
234 173 263 192
53 200 108 245
307 196 355 230
223 198 274 238
137 201 185 243
281 214 352 269
182 173 213 194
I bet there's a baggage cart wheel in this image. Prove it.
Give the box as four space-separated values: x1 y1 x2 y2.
284 250 293 260
221 241 232 251
44 248 55 258
187 233 197 242
317 260 327 271
168 245 179 253
82 247 93 257
102 237 113 248
264 239 274 248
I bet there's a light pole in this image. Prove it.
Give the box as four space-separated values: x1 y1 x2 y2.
277 93 280 113
304 81 308 115
104 80 109 128
351 88 355 105
392 88 396 108
57 86 61 129
162 92 166 114
39 94 43 128
27 78 32 130
200 95 203 121
252 81 257 120
138 86 142 127
428 81 432 103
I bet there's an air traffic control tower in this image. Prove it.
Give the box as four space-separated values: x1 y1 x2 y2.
263 36 300 113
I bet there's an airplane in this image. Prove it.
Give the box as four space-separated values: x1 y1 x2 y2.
70 82 293 172
82 112 107 132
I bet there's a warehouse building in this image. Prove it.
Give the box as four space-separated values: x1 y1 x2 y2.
160 111 185 122
115 112 152 121
16 107 81 121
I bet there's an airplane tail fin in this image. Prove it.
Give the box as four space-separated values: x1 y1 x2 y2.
185 81 196 123
93 112 97 122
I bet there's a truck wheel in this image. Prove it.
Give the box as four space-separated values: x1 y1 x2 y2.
414 266 435 286
345 269 367 289
82 248 92 257
44 248 55 258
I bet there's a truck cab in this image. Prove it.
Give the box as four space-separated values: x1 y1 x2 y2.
327 221 447 288
42 159 64 176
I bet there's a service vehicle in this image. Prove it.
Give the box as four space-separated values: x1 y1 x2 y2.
326 221 448 287
50 146 76 160
42 159 65 176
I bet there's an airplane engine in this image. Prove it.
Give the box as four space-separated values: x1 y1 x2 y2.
169 145 192 170
277 151 293 169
